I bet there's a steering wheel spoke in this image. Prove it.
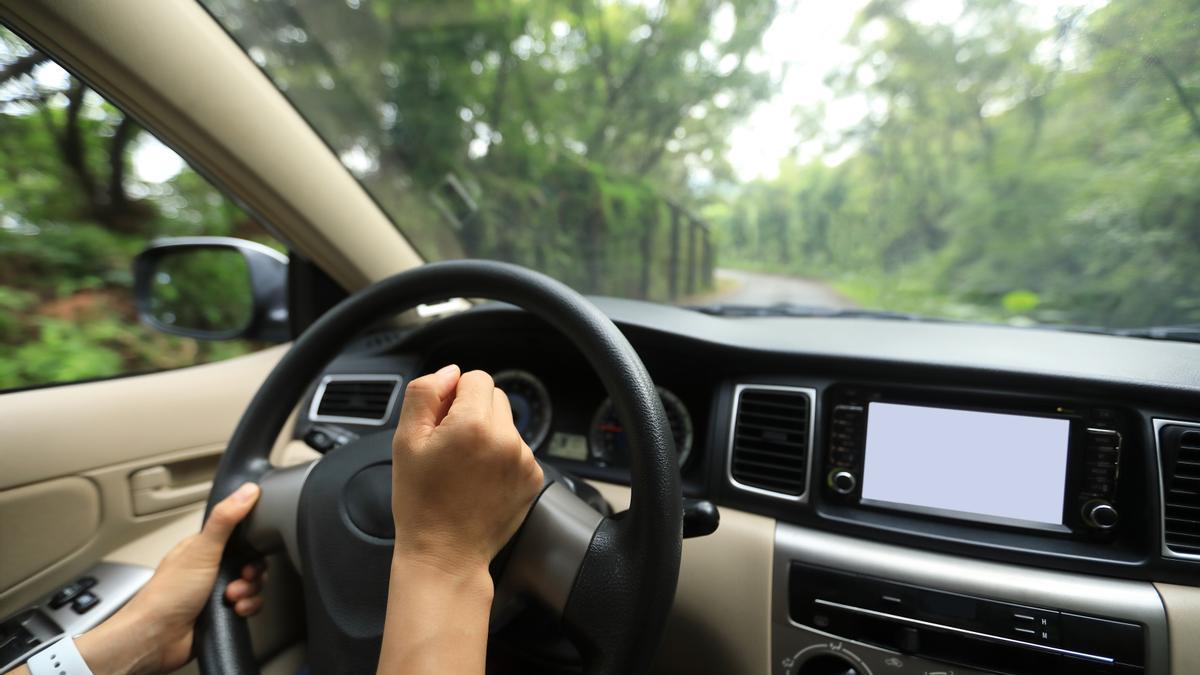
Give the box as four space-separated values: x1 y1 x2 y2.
497 481 605 615
241 460 316 573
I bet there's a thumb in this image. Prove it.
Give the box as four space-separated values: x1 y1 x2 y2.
199 482 261 551
396 364 461 440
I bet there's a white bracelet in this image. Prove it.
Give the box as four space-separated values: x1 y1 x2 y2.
25 636 94 675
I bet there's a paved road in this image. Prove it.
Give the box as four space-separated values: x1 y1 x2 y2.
705 268 854 308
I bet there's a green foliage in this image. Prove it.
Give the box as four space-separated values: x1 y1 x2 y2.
712 0 1200 329
149 250 253 335
202 0 757 296
0 27 271 390
5 0 1200 393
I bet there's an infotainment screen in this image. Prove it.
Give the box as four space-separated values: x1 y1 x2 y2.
860 402 1071 528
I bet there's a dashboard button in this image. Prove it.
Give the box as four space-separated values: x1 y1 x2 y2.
72 591 100 614
49 578 92 609
1083 500 1119 529
829 470 857 495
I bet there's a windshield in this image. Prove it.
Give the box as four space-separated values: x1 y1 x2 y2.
201 0 1199 333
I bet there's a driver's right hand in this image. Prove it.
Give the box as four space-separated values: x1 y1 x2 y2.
389 364 545 580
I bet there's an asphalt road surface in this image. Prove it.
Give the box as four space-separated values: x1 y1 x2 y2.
706 268 854 308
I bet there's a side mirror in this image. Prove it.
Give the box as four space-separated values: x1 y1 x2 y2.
133 237 289 342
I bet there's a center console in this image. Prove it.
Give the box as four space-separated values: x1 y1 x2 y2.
761 382 1167 675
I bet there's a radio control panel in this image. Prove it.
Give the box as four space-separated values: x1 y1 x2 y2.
820 385 1131 540
773 525 1169 675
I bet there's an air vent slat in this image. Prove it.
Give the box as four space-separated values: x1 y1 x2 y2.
732 446 808 462
312 376 401 425
729 387 812 498
733 457 807 474
740 400 809 413
736 420 807 434
1166 530 1200 544
737 410 804 424
1160 422 1200 559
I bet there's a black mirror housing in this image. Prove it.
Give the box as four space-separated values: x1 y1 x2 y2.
133 237 290 342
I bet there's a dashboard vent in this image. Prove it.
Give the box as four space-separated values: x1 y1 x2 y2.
728 386 814 498
310 375 402 426
1160 423 1200 558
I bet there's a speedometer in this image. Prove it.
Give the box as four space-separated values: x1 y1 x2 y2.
589 387 693 468
493 370 552 450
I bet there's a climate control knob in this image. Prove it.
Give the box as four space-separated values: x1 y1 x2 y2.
1083 500 1119 530
796 654 858 675
829 470 857 495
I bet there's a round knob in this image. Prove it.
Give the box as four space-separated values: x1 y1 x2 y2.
796 654 859 675
830 470 857 495
1084 500 1119 529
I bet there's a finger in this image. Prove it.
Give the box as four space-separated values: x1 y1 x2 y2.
199 483 261 550
492 386 515 430
241 560 267 581
396 364 461 439
234 595 265 617
224 577 264 602
448 370 495 420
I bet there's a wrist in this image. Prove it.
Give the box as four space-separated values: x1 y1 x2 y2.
390 552 494 603
75 606 165 675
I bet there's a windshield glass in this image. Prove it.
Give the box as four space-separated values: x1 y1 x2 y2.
201 0 1200 332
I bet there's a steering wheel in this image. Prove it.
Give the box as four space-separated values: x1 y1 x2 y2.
195 260 683 675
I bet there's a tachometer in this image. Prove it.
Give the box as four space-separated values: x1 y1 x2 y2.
589 387 692 468
493 370 552 450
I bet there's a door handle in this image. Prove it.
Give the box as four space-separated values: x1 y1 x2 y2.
129 465 212 515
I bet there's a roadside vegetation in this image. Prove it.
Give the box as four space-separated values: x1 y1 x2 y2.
1 0 1197 389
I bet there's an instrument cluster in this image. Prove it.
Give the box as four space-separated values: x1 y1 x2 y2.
492 368 695 470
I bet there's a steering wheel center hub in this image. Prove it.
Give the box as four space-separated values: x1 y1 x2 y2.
343 462 395 539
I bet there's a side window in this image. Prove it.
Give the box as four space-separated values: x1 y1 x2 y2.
0 28 283 391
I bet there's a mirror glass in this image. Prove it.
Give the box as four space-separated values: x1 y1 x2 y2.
147 248 253 336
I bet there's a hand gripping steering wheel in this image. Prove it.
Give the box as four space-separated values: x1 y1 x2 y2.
195 260 683 674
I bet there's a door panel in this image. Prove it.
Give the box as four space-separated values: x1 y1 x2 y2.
0 477 100 594
0 344 286 618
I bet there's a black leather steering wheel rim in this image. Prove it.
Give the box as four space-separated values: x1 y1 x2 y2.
196 260 682 674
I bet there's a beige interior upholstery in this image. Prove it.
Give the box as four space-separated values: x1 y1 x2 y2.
0 346 286 617
589 481 774 675
0 477 100 594
1155 582 1200 675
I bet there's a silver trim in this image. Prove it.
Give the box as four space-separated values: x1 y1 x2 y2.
2 562 153 672
496 482 604 616
1083 500 1119 530
309 374 403 426
243 460 318 573
773 523 1169 675
493 369 554 451
830 470 857 495
726 384 818 503
812 599 1111 663
149 235 290 264
1153 417 1200 561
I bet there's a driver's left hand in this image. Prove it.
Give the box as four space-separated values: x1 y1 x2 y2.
42 483 267 675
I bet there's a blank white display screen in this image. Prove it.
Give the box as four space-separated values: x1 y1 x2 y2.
861 403 1071 527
